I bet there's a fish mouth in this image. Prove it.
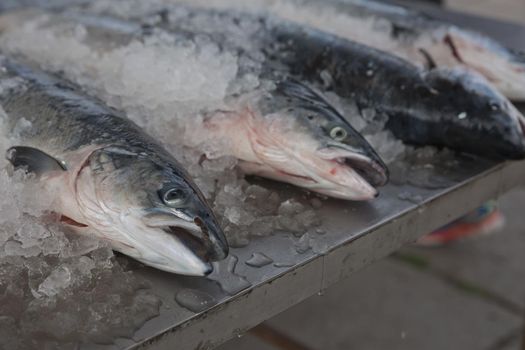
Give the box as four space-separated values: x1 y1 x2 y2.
144 211 229 275
342 153 389 188
162 225 213 265
324 144 389 188
165 221 227 263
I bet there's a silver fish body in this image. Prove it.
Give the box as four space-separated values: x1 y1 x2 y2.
0 58 228 276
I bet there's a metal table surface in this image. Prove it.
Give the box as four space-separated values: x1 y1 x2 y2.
85 5 525 350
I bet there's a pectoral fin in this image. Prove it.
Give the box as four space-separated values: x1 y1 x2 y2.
6 146 67 175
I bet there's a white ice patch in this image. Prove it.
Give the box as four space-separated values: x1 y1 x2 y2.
0 15 238 148
85 0 416 60
97 35 237 110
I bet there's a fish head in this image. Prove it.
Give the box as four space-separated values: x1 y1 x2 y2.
249 80 388 200
420 68 525 159
75 147 228 276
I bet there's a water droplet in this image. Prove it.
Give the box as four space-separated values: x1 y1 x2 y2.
457 112 467 119
295 233 312 254
311 239 329 254
273 262 295 268
397 191 423 204
320 69 333 88
310 197 323 209
175 289 217 313
207 255 251 295
361 107 376 121
366 69 374 77
245 252 273 268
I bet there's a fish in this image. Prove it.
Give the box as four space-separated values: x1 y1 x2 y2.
143 5 525 160
213 79 389 199
0 10 389 200
267 23 525 160
261 0 525 101
0 57 228 276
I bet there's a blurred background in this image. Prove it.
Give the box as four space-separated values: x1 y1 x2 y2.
445 0 525 23
219 1 525 349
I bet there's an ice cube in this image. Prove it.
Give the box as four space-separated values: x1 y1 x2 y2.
38 265 72 297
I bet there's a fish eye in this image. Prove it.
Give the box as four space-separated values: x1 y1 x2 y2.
307 115 315 120
160 188 187 207
329 126 347 141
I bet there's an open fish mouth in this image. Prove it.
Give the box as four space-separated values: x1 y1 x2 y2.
143 211 228 275
162 225 213 264
161 216 227 263
323 145 389 188
341 154 388 188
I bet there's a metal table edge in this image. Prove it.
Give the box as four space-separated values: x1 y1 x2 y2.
128 160 525 350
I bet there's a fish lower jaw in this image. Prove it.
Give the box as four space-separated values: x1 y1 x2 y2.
241 161 321 187
276 170 317 184
111 237 213 276
239 160 377 200
313 187 378 201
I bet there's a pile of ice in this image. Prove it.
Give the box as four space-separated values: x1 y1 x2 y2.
0 109 160 349
88 0 418 63
83 0 409 164
0 12 239 148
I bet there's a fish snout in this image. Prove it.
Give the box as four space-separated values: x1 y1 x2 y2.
343 152 389 188
481 105 525 160
161 215 228 268
322 144 389 188
143 209 228 274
